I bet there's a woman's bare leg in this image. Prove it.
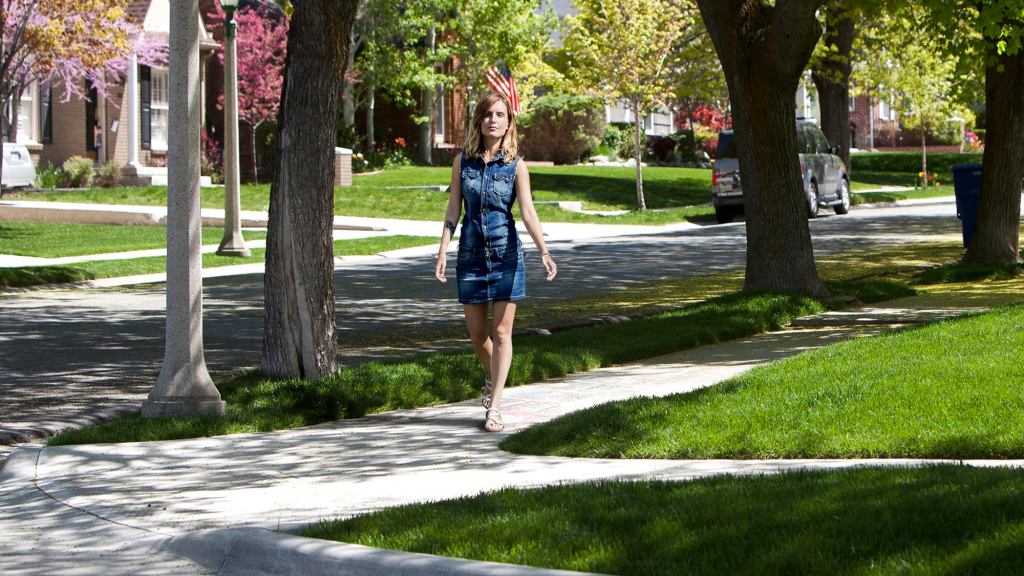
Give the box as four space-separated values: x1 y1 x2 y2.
486 301 517 410
463 303 492 380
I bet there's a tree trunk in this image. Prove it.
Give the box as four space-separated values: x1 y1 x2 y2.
418 88 434 165
249 120 260 185
963 44 1024 265
920 123 927 189
698 0 828 298
366 90 376 158
342 35 356 127
633 101 646 210
262 0 358 379
810 5 856 172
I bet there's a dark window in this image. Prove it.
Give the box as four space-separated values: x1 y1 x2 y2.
716 132 736 159
140 65 152 150
812 128 830 154
797 125 815 154
41 83 53 144
86 82 97 150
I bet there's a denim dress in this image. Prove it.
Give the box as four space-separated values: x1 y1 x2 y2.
455 152 526 304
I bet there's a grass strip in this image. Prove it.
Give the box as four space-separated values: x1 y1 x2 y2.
0 221 266 258
303 465 1024 576
0 235 435 288
503 302 1024 460
48 290 844 446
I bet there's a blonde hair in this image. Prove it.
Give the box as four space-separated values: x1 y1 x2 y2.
461 92 519 163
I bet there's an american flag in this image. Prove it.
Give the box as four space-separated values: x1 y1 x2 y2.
485 65 520 115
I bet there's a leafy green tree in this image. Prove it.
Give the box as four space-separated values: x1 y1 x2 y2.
852 7 973 181
666 13 729 144
917 0 1024 264
563 0 687 210
698 0 829 297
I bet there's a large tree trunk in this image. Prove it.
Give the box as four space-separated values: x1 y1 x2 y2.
963 44 1024 265
698 0 828 298
262 0 358 379
810 5 856 172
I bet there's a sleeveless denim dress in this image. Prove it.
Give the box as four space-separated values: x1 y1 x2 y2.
455 152 526 304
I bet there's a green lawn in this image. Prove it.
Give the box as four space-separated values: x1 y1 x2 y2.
16 166 715 224
0 235 436 289
0 221 266 258
303 465 1024 576
503 297 1024 460
12 154 976 224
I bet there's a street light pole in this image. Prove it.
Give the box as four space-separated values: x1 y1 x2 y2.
217 0 250 257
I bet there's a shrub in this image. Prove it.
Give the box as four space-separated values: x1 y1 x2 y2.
592 125 622 159
614 122 643 161
60 156 94 188
518 93 606 164
647 135 676 162
35 162 62 189
95 160 122 188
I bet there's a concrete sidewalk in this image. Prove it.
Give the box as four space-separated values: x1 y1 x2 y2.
3 294 1021 575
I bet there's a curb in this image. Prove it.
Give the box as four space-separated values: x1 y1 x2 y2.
165 527 599 576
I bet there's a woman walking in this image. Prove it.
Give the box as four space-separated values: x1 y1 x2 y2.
434 91 557 432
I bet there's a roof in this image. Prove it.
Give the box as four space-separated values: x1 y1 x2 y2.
126 0 149 24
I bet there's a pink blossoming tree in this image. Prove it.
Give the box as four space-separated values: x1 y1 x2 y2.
207 1 288 183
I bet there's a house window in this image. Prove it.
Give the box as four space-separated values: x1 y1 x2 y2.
435 87 445 141
879 99 895 121
18 87 34 142
150 68 169 151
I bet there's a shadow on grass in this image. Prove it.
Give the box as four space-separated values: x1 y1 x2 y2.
0 266 95 288
304 466 1024 576
47 291 827 446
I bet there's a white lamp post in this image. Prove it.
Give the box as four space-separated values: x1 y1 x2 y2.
217 0 250 257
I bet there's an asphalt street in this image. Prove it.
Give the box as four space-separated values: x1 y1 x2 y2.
0 203 965 453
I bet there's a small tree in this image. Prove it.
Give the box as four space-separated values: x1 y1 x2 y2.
207 2 289 183
563 0 687 210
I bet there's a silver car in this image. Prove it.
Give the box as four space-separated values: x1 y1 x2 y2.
711 121 851 224
2 142 37 192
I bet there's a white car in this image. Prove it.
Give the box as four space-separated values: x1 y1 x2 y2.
2 142 37 191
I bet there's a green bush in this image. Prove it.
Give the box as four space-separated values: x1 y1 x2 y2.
60 156 94 188
592 125 622 159
95 160 122 188
614 122 642 161
518 93 606 164
35 162 62 189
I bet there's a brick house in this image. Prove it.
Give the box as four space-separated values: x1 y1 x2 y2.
796 81 901 150
8 0 220 184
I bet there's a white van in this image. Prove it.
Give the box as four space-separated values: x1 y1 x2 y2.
2 142 37 191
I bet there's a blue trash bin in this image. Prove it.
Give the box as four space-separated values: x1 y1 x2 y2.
951 163 982 247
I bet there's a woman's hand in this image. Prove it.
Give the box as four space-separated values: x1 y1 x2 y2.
435 253 448 283
542 253 557 281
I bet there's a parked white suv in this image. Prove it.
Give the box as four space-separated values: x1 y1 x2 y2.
711 121 851 224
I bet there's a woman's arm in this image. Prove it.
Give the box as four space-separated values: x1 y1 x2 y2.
435 154 463 283
515 161 557 281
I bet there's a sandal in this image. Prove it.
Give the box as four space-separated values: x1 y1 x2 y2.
481 377 493 409
484 408 504 432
